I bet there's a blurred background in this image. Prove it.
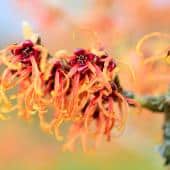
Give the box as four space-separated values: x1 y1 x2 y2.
0 0 170 169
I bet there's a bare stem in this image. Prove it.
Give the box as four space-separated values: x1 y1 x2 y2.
123 89 170 165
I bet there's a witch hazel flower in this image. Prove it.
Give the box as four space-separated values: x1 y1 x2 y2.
0 23 137 152
68 48 116 76
11 40 40 65
0 37 49 119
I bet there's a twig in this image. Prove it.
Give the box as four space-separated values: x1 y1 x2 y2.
123 89 170 165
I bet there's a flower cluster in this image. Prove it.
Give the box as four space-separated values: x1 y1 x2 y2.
0 38 134 152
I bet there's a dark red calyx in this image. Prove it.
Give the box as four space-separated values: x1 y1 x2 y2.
77 54 88 66
74 48 86 56
96 58 104 70
69 56 77 66
102 95 109 101
46 62 63 92
70 49 98 67
110 81 117 91
22 40 33 48
107 60 116 72
94 91 100 98
92 107 100 119
81 101 89 113
51 61 62 76
101 55 108 59
11 40 40 65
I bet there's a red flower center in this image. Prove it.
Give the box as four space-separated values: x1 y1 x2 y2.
11 40 40 65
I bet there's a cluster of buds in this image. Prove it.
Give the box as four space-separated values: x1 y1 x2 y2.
0 27 135 151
